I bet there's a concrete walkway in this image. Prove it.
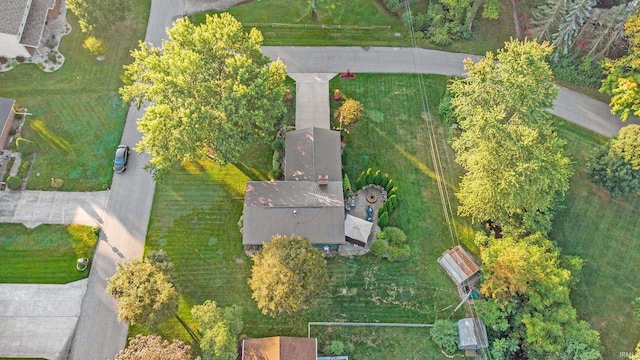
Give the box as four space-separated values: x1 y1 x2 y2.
263 46 639 137
0 280 87 360
0 190 109 228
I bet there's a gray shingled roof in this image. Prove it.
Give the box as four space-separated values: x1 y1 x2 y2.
285 127 342 182
21 0 55 47
243 181 345 245
0 0 31 36
0 97 16 135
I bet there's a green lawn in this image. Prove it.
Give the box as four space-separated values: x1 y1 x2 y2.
0 224 98 283
550 118 640 359
137 73 471 358
0 1 150 191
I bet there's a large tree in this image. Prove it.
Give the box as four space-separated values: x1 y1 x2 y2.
115 334 197 360
191 300 243 360
587 124 640 197
248 235 328 317
601 12 640 121
120 14 288 179
106 259 178 325
449 39 572 236
67 0 131 34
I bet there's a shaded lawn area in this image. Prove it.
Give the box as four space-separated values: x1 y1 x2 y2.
136 74 470 358
550 118 640 358
195 0 409 47
0 224 98 283
0 1 151 191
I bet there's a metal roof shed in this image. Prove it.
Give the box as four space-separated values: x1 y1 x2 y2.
437 246 479 285
457 318 489 350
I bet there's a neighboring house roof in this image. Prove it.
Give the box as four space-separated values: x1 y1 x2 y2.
285 127 342 182
0 97 16 132
0 0 31 36
243 181 345 245
457 318 489 350
242 337 317 360
21 0 55 47
437 246 479 285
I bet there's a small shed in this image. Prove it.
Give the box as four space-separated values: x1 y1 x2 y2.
457 318 489 350
437 246 479 286
344 214 373 247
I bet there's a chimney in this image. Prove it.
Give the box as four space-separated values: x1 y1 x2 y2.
318 174 328 186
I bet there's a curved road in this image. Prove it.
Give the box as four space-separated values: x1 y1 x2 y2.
66 1 636 359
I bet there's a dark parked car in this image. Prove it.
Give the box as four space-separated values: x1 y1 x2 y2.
113 145 129 173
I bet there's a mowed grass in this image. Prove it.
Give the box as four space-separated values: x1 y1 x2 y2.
0 224 98 283
0 1 151 191
138 74 471 358
550 118 640 359
195 0 409 47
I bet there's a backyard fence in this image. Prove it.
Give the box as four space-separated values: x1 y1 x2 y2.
307 321 433 337
243 23 392 30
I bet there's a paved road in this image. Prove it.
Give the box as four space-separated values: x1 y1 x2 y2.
263 46 639 137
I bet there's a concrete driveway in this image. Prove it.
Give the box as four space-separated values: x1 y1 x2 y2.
0 190 109 228
0 280 86 360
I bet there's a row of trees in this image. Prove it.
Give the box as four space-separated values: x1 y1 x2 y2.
446 39 603 358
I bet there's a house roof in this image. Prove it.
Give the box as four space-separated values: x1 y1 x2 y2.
457 318 489 350
285 127 342 182
0 0 31 36
21 0 55 47
243 181 345 245
242 337 317 360
437 246 479 285
0 97 16 133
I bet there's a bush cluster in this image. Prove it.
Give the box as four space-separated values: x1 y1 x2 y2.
355 168 398 228
6 176 21 190
373 227 411 262
16 137 36 154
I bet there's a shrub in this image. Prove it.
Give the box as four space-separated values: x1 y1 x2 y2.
272 151 281 170
633 297 640 321
343 173 353 197
431 319 458 354
271 138 284 150
385 227 407 247
45 37 57 49
378 210 389 228
16 137 36 154
389 186 398 197
15 56 25 63
268 168 283 180
373 170 382 185
0 57 7 64
388 194 398 210
378 202 387 217
385 179 394 193
6 176 21 190
365 168 374 184
388 245 411 262
355 172 366 190
82 36 107 56
323 340 345 356
371 240 389 257
51 178 64 190
376 230 388 240
47 53 57 63
380 173 390 188
334 98 364 126
18 160 31 178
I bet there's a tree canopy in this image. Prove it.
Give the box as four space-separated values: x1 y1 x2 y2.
120 14 288 179
448 39 572 236
106 259 178 325
587 124 640 197
191 300 243 360
67 0 131 34
115 334 197 360
601 13 640 121
248 235 328 317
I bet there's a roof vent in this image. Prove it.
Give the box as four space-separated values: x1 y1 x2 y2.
318 174 328 185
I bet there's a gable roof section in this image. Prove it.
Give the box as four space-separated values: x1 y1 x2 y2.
0 97 16 132
242 337 317 360
437 245 479 285
285 127 342 182
21 0 55 47
243 181 345 245
0 0 31 36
